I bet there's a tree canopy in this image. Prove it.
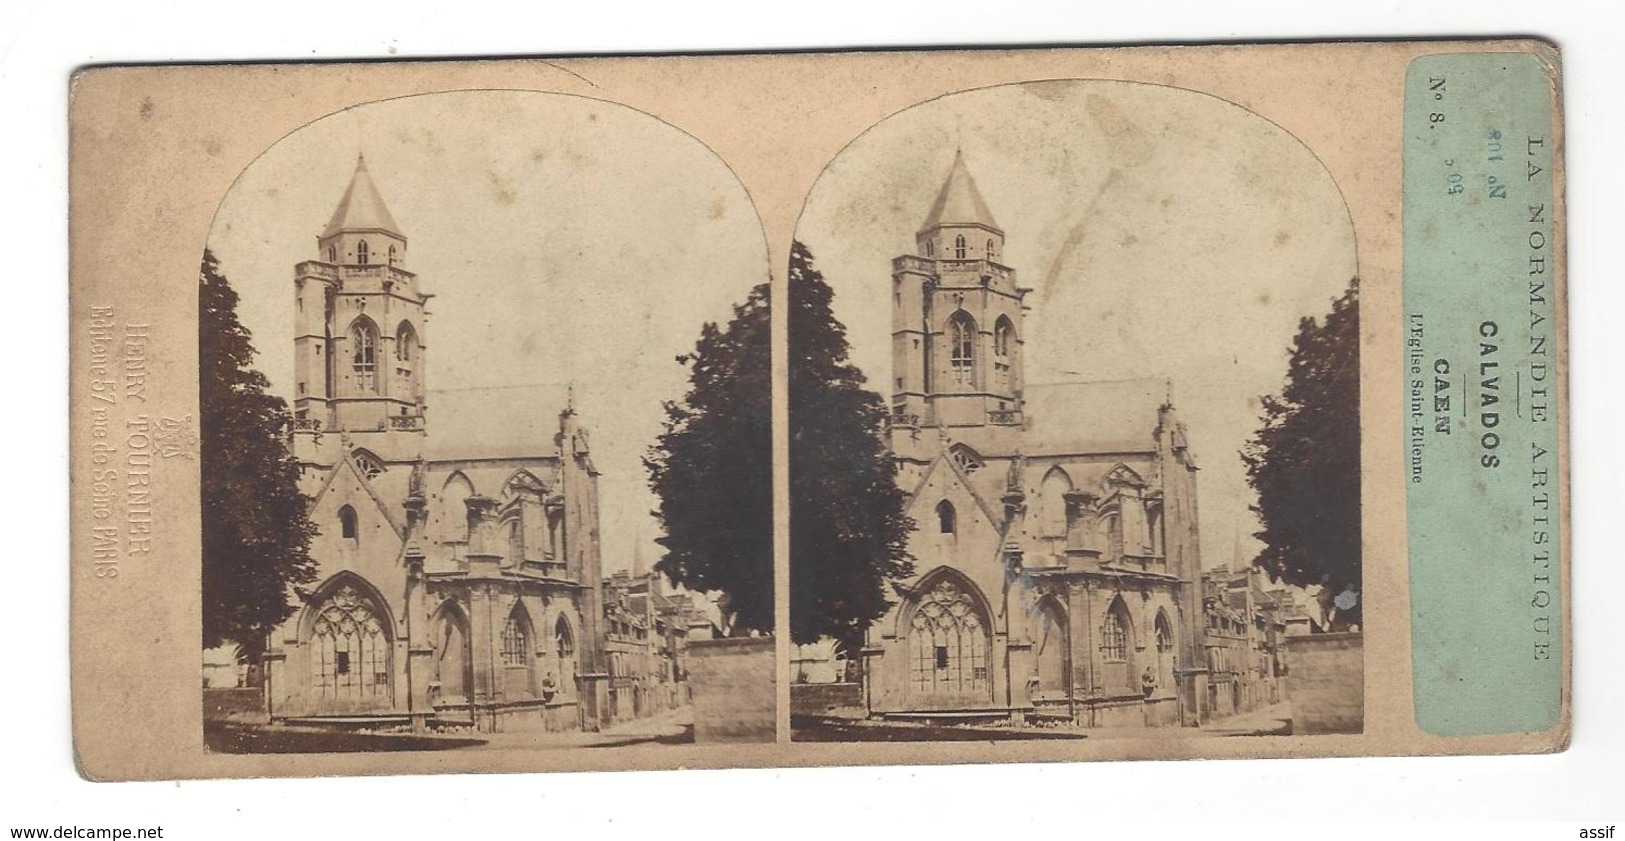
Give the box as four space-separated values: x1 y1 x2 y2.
788 241 914 648
200 249 318 654
1242 277 1362 628
645 281 774 636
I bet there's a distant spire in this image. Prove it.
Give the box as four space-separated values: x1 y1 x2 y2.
322 154 403 238
919 149 1002 234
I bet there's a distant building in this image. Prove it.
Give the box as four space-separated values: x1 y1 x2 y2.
601 567 720 720
861 154 1210 728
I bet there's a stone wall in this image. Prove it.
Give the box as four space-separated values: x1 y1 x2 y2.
790 682 862 716
686 637 775 743
1284 632 1363 734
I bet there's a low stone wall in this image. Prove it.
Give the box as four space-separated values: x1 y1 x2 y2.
687 637 775 743
790 682 862 716
1285 632 1364 734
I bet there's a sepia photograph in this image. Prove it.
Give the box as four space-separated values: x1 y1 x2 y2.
198 89 775 753
787 79 1363 741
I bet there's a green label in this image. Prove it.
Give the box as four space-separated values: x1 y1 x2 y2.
1404 52 1560 736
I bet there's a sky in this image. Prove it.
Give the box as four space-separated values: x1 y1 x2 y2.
794 79 1358 571
207 90 769 575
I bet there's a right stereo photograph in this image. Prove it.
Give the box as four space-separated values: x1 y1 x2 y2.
787 78 1362 742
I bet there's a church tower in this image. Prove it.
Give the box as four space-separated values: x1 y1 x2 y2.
891 151 1028 430
291 155 431 466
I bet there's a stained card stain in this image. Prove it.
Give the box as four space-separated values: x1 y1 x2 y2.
1274 230 1292 247
488 171 516 206
138 97 154 120
708 196 727 220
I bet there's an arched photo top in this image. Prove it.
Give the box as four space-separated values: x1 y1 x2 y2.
205 88 770 576
791 78 1357 575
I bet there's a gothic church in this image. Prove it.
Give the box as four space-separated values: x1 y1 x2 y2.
863 153 1211 727
262 157 616 732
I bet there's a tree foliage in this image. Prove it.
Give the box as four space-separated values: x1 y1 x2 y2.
200 249 318 654
646 281 774 636
788 242 914 647
1242 277 1362 628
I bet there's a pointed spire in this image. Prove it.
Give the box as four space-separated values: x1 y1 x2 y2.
322 154 403 238
919 149 1002 234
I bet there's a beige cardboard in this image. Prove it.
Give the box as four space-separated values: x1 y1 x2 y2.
68 40 1568 780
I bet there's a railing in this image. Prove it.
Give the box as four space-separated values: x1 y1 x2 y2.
295 262 339 281
936 259 1012 283
890 409 921 427
291 418 322 433
891 255 935 274
988 409 1021 425
388 415 425 431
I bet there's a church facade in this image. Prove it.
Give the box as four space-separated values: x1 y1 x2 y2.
260 157 628 733
861 153 1212 728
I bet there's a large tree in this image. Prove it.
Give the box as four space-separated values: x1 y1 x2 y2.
200 249 318 656
788 242 913 648
1242 277 1362 628
645 281 774 636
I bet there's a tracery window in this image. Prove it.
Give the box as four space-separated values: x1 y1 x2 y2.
352 449 384 480
387 244 397 267
356 240 370 265
948 312 976 385
954 234 967 259
986 238 997 261
327 245 337 263
949 444 983 475
309 584 390 703
351 317 379 393
907 578 990 696
501 611 530 667
924 239 934 257
1101 602 1130 662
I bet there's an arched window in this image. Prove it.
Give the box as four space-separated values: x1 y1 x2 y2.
351 448 384 480
338 505 358 540
1034 598 1069 695
924 239 934 257
442 473 474 544
948 312 976 385
387 244 397 267
1147 506 1164 555
307 580 391 706
555 616 575 660
432 602 471 700
1101 601 1130 662
395 322 415 362
936 500 956 535
356 240 370 265
953 234 966 259
1039 467 1072 538
907 575 990 698
394 321 417 402
501 605 532 668
1099 511 1121 558
994 316 1014 364
326 245 337 263
986 238 998 261
1154 610 1176 690
949 444 983 475
350 317 379 393
507 520 524 564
